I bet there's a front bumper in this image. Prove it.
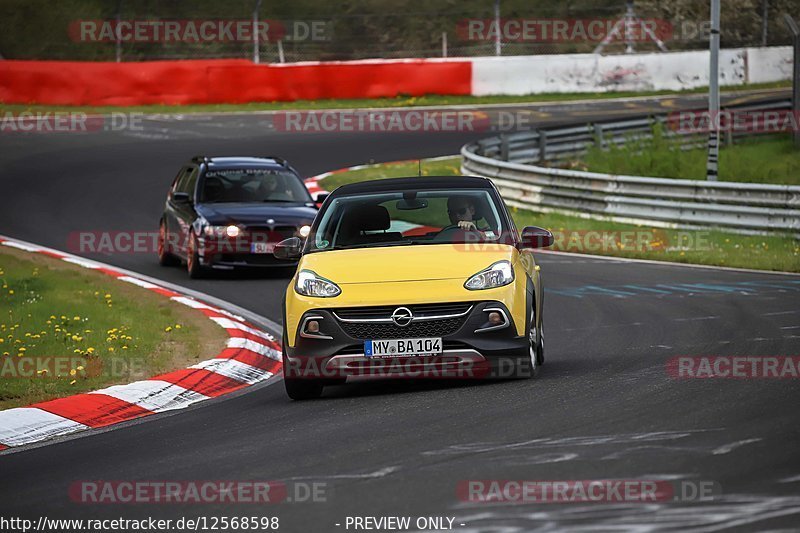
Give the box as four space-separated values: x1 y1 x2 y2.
283 301 529 380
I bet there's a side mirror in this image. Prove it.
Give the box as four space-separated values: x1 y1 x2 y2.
274 237 303 260
520 226 554 249
315 193 329 208
172 192 191 204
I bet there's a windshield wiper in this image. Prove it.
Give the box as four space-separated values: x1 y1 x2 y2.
329 241 415 251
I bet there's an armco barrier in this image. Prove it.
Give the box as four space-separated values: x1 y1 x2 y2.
0 59 472 106
461 101 800 236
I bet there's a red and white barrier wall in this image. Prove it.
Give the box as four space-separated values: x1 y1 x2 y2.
0 46 791 106
0 235 282 451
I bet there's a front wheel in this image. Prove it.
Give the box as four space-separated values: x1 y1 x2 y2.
186 233 207 279
282 349 324 400
516 315 541 379
284 377 324 400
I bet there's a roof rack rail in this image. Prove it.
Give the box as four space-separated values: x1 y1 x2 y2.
191 155 210 164
265 156 286 166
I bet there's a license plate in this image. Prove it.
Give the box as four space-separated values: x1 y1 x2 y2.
250 242 275 254
364 337 442 358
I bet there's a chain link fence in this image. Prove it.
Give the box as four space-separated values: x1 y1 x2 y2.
0 0 798 62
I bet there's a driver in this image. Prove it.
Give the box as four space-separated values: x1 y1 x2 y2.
447 196 480 231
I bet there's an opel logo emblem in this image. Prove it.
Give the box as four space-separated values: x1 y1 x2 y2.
391 307 413 327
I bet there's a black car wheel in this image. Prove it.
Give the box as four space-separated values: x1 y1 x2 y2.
186 233 207 279
516 313 541 379
157 221 180 267
282 346 324 400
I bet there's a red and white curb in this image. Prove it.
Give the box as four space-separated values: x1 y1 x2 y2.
0 235 282 451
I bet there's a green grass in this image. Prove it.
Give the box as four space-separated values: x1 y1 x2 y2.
318 156 800 272
582 128 800 185
0 247 227 410
0 81 788 115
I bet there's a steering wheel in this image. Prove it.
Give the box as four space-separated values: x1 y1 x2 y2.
432 224 482 242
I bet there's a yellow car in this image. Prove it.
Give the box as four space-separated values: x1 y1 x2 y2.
274 176 554 399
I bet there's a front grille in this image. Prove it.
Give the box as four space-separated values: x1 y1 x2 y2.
217 253 292 266
339 317 466 340
333 302 473 321
244 225 297 242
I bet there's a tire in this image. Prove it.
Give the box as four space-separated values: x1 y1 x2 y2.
284 377 324 400
536 319 545 366
186 233 207 279
282 347 324 400
516 313 541 379
157 221 180 267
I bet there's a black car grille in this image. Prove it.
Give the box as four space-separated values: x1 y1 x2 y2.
333 302 473 321
217 253 293 266
339 318 465 340
332 302 474 340
245 225 297 242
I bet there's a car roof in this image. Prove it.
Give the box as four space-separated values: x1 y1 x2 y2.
333 176 495 195
200 156 290 171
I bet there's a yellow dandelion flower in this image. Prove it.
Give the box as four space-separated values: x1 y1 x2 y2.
69 369 77 376
108 347 115 352
165 326 172 332
76 365 84 371
70 380 76 385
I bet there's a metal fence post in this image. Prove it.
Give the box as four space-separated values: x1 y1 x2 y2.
115 0 123 63
252 0 263 64
784 14 800 148
500 135 509 161
538 130 548 162
594 123 604 149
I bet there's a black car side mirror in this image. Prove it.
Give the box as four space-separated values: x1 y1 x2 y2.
520 226 554 249
274 237 303 260
172 192 191 204
315 193 329 208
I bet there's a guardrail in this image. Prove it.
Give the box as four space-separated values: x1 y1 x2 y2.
462 99 800 236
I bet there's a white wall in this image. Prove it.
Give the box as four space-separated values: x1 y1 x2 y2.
471 46 790 95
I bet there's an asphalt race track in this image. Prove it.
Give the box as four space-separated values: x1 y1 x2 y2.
2 89 800 531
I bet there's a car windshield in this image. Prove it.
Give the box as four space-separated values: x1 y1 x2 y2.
306 189 508 252
199 169 310 203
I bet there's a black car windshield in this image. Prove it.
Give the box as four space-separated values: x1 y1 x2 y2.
306 189 508 252
200 169 311 203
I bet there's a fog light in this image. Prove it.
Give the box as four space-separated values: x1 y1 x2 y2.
225 225 240 238
306 320 320 333
488 312 503 325
298 225 311 238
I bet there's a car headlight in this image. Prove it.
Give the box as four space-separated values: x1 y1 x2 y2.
295 269 341 298
203 225 240 238
464 260 515 290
